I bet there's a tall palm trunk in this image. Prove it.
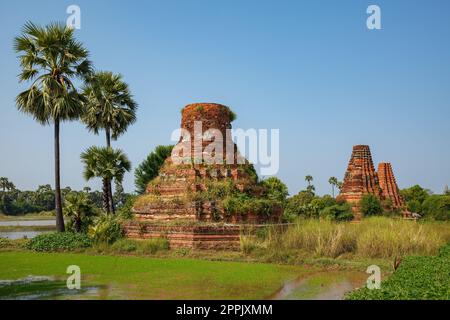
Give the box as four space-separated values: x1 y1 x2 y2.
332 185 335 198
102 178 110 214
108 181 115 214
54 119 65 232
105 127 111 148
105 126 115 213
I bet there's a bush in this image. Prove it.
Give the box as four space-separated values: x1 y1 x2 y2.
110 239 138 253
0 237 11 248
421 195 450 221
407 199 422 213
137 238 169 254
320 203 353 221
26 232 92 252
346 243 450 300
116 195 137 220
360 194 383 216
89 214 123 244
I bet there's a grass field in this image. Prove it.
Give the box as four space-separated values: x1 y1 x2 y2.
0 251 316 299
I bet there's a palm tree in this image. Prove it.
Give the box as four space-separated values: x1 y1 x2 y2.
0 177 15 192
305 175 313 187
82 71 137 211
64 192 96 233
82 71 137 147
14 22 91 232
81 146 131 214
328 177 338 198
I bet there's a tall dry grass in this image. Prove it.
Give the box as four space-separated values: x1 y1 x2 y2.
244 217 450 260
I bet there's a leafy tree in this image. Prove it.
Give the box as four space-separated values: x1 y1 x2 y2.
14 22 92 232
328 177 338 198
0 177 15 192
81 146 131 214
359 194 383 216
305 175 313 187
407 199 422 214
283 190 316 220
260 177 289 204
421 195 450 221
134 145 174 194
34 184 55 211
401 185 430 204
64 192 97 233
83 186 92 193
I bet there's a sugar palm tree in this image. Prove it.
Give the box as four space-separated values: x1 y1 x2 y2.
82 71 137 147
14 22 92 232
0 177 15 192
328 176 338 198
80 146 131 214
82 71 137 210
305 175 313 187
64 192 96 233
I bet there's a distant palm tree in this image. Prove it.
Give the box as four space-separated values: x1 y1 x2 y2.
328 177 338 198
81 146 131 214
305 175 313 186
0 177 15 192
82 71 137 210
14 22 92 232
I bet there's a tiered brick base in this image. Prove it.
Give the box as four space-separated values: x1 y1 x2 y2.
124 223 241 250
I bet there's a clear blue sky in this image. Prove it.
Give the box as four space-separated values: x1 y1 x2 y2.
1 0 449 195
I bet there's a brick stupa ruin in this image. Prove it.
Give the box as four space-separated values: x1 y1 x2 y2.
377 162 405 209
124 103 281 249
337 145 405 219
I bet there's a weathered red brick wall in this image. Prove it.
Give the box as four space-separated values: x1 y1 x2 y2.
124 223 241 250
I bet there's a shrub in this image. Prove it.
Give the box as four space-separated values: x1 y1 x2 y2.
110 239 138 253
0 237 11 248
116 195 137 220
26 232 92 252
320 203 353 221
421 195 450 221
346 243 450 300
89 214 123 244
360 194 382 216
137 238 169 254
406 199 421 213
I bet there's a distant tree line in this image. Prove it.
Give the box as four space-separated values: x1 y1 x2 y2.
0 177 129 216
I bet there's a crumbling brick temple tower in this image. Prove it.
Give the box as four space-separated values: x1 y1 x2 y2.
124 103 281 249
377 162 405 209
337 145 406 219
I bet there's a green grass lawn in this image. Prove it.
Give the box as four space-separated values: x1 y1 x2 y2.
0 251 314 299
